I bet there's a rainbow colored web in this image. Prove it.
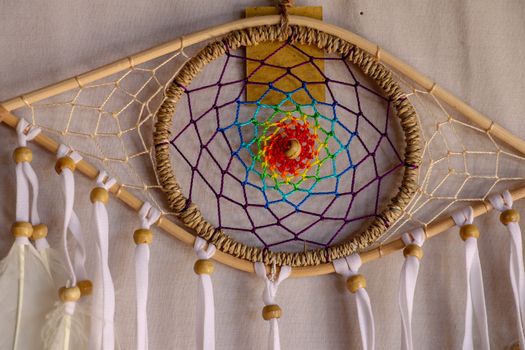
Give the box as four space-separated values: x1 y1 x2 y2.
219 85 357 210
169 40 403 249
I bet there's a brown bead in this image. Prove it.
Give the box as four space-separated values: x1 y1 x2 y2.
262 304 282 320
194 259 214 275
284 139 301 159
13 147 32 163
346 274 367 293
90 187 109 204
77 280 93 296
11 221 33 238
31 223 48 240
55 156 76 174
500 209 520 225
459 224 480 241
59 286 81 302
403 244 423 260
133 228 153 245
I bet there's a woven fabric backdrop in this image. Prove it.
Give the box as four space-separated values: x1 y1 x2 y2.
1 0 525 349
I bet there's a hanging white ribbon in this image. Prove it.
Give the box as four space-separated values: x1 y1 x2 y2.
254 262 291 350
398 228 425 350
194 237 217 350
333 254 375 350
452 207 490 350
56 144 86 287
14 119 39 233
90 171 117 350
135 202 160 350
15 120 52 262
12 119 36 349
489 191 525 349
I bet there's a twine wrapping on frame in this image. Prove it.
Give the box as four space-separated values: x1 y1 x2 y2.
154 24 422 267
276 0 294 35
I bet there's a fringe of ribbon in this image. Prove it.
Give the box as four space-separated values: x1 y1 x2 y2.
489 191 525 349
334 254 375 350
452 207 490 350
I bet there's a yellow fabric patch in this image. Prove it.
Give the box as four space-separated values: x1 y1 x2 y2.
245 7 324 105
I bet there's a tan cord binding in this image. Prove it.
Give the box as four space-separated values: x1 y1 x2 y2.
154 24 422 267
277 0 294 35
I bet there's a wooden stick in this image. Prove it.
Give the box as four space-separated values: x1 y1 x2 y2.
2 15 524 155
1 105 524 277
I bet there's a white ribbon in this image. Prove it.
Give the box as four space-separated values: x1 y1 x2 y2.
194 237 217 350
398 228 425 350
15 119 41 238
16 120 48 247
12 120 36 349
489 191 525 349
333 254 375 350
452 207 490 350
135 202 160 350
254 262 291 350
91 171 117 350
56 144 86 287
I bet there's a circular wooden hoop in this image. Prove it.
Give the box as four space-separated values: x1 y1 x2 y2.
154 24 422 267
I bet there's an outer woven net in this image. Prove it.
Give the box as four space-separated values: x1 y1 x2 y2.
9 34 525 256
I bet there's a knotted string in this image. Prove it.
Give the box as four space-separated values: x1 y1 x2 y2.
276 0 293 35
193 237 217 350
488 191 525 349
452 207 490 350
399 228 425 350
255 262 291 350
334 254 375 350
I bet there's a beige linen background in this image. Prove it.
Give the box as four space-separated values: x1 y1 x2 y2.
1 0 525 349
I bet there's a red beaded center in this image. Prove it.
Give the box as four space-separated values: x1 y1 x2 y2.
262 116 318 178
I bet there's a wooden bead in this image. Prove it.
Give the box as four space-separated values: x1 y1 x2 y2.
59 286 81 302
55 156 76 174
133 228 153 245
346 274 366 293
500 209 520 225
262 304 282 320
403 243 423 260
90 187 109 204
77 280 93 296
194 259 214 275
284 139 301 159
31 223 48 240
11 221 33 238
459 224 480 241
13 147 32 163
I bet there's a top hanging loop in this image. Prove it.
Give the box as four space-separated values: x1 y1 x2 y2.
276 0 294 35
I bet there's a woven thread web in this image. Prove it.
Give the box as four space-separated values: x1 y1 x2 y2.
170 41 404 250
8 37 525 253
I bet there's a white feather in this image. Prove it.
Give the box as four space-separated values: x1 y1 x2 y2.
0 241 55 350
42 300 89 350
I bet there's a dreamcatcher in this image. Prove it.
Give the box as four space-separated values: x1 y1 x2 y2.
1 2 525 350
